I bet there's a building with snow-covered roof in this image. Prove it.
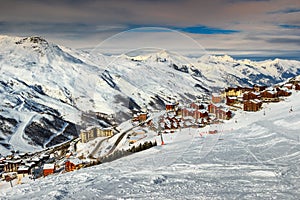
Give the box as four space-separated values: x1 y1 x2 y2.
226 96 238 106
211 93 223 104
244 99 262 112
132 112 148 123
277 88 292 97
3 160 22 173
208 104 232 120
43 163 55 177
190 102 206 110
65 158 83 172
17 165 30 175
243 91 261 101
260 90 279 102
283 83 293 90
253 84 268 92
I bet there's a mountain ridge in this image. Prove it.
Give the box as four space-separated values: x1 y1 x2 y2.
1 35 300 155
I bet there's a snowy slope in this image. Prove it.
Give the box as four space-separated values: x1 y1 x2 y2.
1 91 300 199
1 34 300 155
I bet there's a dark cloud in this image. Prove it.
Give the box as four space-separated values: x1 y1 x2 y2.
0 0 299 58
279 24 300 29
268 8 300 14
127 25 240 35
266 38 300 45
227 0 270 3
176 25 240 34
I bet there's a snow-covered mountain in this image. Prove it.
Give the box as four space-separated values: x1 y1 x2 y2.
1 90 300 199
1 34 300 155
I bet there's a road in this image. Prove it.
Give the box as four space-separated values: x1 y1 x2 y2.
88 116 157 160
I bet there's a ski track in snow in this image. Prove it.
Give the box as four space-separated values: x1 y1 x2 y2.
8 112 40 152
44 122 69 148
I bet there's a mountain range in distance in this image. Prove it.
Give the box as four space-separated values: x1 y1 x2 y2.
1 34 300 155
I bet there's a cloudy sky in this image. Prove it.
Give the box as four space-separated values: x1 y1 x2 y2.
0 0 299 59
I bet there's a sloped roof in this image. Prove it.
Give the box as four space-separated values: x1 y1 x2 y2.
68 158 83 166
43 163 55 170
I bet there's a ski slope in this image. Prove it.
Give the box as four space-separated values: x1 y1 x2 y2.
1 92 300 199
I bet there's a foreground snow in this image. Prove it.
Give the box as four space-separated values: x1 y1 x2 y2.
1 92 300 199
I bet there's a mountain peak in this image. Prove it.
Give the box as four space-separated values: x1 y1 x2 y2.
15 36 49 47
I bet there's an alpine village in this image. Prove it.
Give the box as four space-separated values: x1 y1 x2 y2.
1 80 300 187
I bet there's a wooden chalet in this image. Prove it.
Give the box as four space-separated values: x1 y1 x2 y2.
283 83 293 90
296 83 300 91
243 91 260 101
132 112 148 123
165 101 178 112
244 99 262 112
276 87 292 97
17 165 30 175
65 158 83 172
208 104 232 120
190 102 205 110
211 93 222 104
253 84 268 92
226 96 238 106
43 163 55 177
4 160 22 172
181 108 193 118
194 109 209 119
182 108 208 120
260 90 279 102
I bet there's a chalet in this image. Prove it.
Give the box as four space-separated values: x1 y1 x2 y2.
182 107 208 120
182 108 194 118
276 87 292 97
253 84 268 92
132 112 148 123
283 83 293 90
244 99 262 112
3 160 22 172
190 102 205 110
208 104 232 120
17 165 30 175
194 109 209 119
65 158 83 172
243 91 260 101
224 87 243 97
165 101 178 112
226 96 237 106
260 90 279 102
31 157 43 166
211 93 222 104
80 127 114 143
296 83 300 91
224 87 252 97
43 163 55 177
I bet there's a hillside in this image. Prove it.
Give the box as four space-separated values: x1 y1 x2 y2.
1 34 300 155
1 89 300 199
